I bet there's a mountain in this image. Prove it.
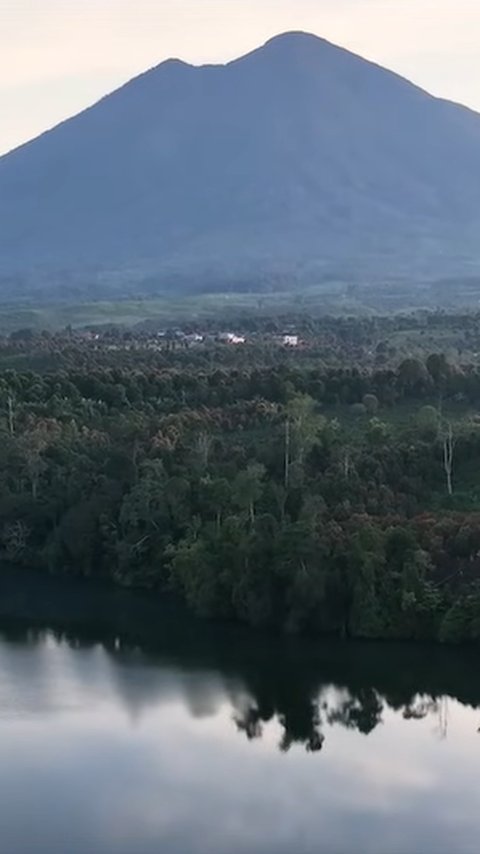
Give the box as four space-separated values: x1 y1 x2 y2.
1 31 480 299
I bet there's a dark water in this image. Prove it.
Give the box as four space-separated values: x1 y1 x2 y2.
0 572 479 854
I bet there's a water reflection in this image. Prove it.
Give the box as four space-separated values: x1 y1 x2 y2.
0 571 479 854
0 572 479 749
0 618 475 754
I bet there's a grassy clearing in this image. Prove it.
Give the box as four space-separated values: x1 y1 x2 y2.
0 284 381 334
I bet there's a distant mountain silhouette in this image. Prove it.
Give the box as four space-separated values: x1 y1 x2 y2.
1 31 480 298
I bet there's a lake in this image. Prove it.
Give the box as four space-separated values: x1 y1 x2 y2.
0 570 479 854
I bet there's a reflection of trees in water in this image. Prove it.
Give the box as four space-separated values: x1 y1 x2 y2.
324 687 383 735
436 696 449 740
231 687 452 753
233 704 264 741
0 601 476 754
402 696 449 739
232 698 325 752
279 702 325 753
231 688 382 754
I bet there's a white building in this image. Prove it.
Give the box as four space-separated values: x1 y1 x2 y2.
219 332 246 345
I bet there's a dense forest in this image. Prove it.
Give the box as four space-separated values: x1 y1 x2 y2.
2 311 480 643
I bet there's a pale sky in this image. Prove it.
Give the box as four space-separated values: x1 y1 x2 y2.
1 0 480 155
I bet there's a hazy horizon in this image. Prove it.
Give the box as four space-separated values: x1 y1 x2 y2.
2 0 480 156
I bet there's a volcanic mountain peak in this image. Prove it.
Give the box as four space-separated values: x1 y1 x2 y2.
1 31 480 300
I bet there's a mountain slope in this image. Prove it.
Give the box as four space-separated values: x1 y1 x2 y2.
1 31 480 296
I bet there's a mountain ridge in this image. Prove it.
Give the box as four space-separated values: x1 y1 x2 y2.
1 31 480 299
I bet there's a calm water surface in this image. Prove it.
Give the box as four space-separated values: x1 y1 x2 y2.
0 571 479 854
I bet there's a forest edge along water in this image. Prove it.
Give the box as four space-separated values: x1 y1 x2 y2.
4 313 480 644
1 567 480 730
